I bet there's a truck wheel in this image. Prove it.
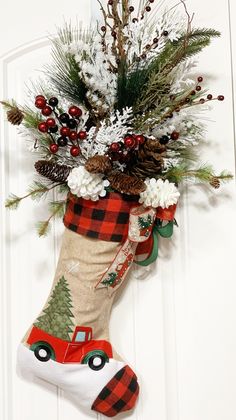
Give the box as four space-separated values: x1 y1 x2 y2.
88 355 106 371
34 344 52 362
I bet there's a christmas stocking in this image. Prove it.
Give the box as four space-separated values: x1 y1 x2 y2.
17 192 145 418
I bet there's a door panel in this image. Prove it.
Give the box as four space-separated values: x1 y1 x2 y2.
1 1 236 420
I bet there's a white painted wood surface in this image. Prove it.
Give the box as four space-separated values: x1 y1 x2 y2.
0 1 236 419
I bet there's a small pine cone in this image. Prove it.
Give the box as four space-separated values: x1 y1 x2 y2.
85 155 112 174
35 160 72 183
108 172 146 195
144 139 166 154
7 106 24 125
210 177 220 189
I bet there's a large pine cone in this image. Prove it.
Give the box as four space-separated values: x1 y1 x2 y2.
126 138 166 179
35 160 71 183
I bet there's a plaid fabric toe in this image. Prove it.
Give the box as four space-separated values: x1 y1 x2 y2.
91 365 139 417
63 192 139 243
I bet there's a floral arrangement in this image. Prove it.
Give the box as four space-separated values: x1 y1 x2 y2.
2 0 232 235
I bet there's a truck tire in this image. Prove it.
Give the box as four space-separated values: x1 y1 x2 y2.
34 344 52 362
88 354 106 371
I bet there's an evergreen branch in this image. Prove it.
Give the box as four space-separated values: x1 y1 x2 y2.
5 181 63 210
5 194 22 210
163 163 233 184
36 199 66 237
0 100 19 110
134 87 206 131
46 25 89 107
36 220 52 237
48 200 66 218
133 27 220 113
22 106 42 129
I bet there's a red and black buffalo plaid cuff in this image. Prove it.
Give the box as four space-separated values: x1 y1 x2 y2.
91 365 139 417
63 192 139 243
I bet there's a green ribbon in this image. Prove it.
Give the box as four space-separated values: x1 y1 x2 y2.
135 221 174 267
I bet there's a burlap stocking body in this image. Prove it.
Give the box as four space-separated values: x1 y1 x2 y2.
17 227 140 418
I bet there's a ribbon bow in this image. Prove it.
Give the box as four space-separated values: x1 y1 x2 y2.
95 204 176 294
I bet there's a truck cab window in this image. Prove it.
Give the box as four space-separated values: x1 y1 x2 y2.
75 331 86 342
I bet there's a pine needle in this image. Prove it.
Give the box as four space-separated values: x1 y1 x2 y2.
5 181 63 210
163 163 233 184
5 194 21 210
36 199 66 237
36 220 51 237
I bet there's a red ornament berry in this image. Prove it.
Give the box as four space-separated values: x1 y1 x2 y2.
101 26 106 32
135 134 145 145
46 118 56 127
218 95 225 101
146 5 151 11
35 97 46 109
60 126 70 137
35 95 45 100
69 131 79 141
110 142 120 152
153 37 158 44
70 146 81 157
163 30 169 36
198 76 203 83
196 85 201 91
191 90 196 96
129 6 134 12
78 130 87 140
38 122 48 133
124 135 136 148
42 106 52 116
199 98 205 104
170 131 179 141
149 0 155 2
207 94 213 100
50 144 59 154
68 106 82 117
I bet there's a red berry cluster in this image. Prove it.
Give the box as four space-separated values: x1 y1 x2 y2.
35 95 87 157
108 134 145 162
186 77 225 104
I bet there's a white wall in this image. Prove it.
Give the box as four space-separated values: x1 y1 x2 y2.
0 1 236 420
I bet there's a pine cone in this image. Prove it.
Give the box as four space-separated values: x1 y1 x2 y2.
35 160 72 183
108 172 146 195
85 155 112 174
210 177 220 189
7 106 24 125
127 139 166 179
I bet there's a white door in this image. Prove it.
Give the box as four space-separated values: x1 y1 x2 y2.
1 1 236 420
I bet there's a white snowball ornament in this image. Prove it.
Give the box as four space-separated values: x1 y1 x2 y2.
67 166 109 201
139 178 180 209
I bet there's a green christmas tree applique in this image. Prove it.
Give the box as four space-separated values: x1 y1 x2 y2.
34 276 75 341
138 214 153 237
102 272 118 287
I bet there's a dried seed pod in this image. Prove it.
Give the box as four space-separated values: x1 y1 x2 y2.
209 177 220 189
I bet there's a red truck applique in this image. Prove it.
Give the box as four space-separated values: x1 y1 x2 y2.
27 325 113 370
